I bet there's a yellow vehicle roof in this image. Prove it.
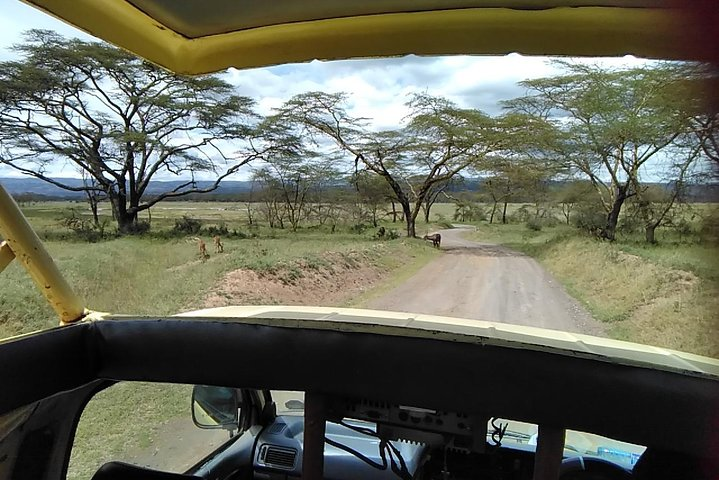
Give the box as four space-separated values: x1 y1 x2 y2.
24 0 693 74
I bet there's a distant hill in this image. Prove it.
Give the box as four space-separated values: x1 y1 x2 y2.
0 177 254 199
1 176 716 202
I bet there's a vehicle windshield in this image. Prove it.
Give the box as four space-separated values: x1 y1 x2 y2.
0 2 716 480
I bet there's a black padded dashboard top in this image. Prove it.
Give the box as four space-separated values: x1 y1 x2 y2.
1 317 717 459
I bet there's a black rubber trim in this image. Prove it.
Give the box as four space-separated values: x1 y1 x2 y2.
1 317 718 459
0 323 95 413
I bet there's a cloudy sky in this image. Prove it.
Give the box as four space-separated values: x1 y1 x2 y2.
0 0 653 179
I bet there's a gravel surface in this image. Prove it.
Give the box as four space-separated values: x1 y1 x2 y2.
369 227 605 336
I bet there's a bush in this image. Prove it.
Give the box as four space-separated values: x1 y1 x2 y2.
128 221 151 235
526 218 543 231
435 216 454 229
348 223 367 234
453 202 487 222
172 216 202 235
539 212 561 228
59 210 109 242
573 202 605 235
699 208 719 243
618 216 643 235
206 223 229 236
673 218 694 241
509 205 532 223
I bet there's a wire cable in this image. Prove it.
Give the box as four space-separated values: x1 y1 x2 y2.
325 419 414 480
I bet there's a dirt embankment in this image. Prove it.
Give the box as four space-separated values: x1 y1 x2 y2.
202 251 386 308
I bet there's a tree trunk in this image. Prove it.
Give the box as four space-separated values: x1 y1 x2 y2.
502 201 509 224
88 196 99 227
489 202 497 224
645 224 657 244
602 187 628 241
401 202 414 237
109 192 137 234
390 201 397 223
246 203 254 225
116 212 136 234
423 204 431 223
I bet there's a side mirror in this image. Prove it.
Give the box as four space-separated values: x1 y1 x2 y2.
285 399 304 411
192 385 240 431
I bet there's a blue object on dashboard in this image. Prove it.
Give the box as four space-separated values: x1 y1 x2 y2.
597 447 642 468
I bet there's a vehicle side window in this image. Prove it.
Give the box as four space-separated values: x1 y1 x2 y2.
67 382 231 480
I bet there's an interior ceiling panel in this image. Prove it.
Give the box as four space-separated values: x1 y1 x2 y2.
23 0 693 75
125 0 665 39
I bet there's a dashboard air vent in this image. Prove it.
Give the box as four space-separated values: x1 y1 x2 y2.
262 445 297 469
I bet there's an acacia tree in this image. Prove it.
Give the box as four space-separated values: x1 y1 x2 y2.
505 63 694 240
481 158 551 224
352 170 394 228
419 176 458 223
629 140 702 243
275 92 501 237
0 30 266 233
554 181 595 225
253 155 335 232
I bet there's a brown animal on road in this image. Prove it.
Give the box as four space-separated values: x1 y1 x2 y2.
423 233 441 248
213 235 224 253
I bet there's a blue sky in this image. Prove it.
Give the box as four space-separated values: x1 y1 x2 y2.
0 0 654 180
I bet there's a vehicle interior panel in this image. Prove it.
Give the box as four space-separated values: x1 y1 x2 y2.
1 318 717 460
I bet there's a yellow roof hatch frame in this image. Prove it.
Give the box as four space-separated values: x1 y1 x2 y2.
24 0 694 75
0 184 87 324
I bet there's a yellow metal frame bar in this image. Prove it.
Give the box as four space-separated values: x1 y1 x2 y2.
26 0 688 75
0 240 14 273
0 183 86 324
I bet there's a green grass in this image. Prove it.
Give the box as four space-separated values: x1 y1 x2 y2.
1 230 436 339
67 383 189 480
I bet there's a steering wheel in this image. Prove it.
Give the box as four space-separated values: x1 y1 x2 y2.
559 456 633 480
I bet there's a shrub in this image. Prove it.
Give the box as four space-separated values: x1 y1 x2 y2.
509 205 532 223
59 210 109 242
699 208 719 243
348 223 367 234
573 202 605 235
435 220 454 229
206 223 229 236
618 215 643 235
453 202 487 222
172 216 202 234
526 218 543 231
128 221 151 235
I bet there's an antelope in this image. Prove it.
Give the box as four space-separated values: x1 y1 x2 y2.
213 235 224 253
423 233 441 249
194 237 210 261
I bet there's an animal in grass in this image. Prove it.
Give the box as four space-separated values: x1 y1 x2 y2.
194 237 210 262
213 235 224 253
423 233 441 248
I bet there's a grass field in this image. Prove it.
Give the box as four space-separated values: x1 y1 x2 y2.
1 201 442 338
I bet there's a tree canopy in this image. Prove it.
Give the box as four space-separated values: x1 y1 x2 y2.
0 30 268 232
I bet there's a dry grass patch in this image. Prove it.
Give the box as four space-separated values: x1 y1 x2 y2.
534 237 718 358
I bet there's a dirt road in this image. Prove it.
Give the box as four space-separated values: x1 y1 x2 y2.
369 227 604 335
